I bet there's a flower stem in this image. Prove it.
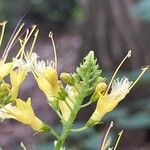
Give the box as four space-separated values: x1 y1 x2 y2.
55 94 84 150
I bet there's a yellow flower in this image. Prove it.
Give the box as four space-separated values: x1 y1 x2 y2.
33 60 61 109
0 21 25 79
88 77 132 125
0 98 46 132
86 51 148 126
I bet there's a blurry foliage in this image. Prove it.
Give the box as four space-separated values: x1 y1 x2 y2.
105 98 150 129
34 127 102 150
0 0 82 25
131 0 150 22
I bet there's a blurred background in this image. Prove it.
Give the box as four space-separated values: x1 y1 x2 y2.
0 0 150 149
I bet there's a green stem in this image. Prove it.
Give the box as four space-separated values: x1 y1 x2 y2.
55 94 84 150
81 101 91 108
71 126 88 132
42 124 60 140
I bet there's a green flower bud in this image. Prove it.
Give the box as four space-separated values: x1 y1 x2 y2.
60 73 75 86
58 87 68 100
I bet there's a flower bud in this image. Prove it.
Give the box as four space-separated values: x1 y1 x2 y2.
95 82 107 93
90 82 107 102
58 87 68 100
60 73 75 86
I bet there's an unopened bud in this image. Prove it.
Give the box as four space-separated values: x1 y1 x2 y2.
60 73 75 86
90 82 107 102
95 82 107 93
58 87 68 100
0 83 10 92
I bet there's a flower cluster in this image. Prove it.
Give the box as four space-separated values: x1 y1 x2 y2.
0 20 148 150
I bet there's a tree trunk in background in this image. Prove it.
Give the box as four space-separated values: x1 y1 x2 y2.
80 0 147 71
79 0 150 146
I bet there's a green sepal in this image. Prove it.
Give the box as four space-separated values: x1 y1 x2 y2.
90 91 99 102
58 87 68 100
41 124 51 132
86 119 103 127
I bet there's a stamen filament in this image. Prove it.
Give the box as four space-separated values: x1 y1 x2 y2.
29 29 39 57
20 142 27 150
2 23 25 61
129 65 149 90
113 130 123 150
17 29 29 59
19 39 24 47
101 121 113 150
0 21 7 47
49 31 57 70
104 50 131 95
81 101 91 108
16 25 37 59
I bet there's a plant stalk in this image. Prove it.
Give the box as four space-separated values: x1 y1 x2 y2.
55 94 84 150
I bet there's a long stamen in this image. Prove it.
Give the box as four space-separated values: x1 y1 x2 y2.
29 29 39 57
49 31 57 70
129 65 149 90
20 142 27 150
19 39 24 47
0 21 7 47
16 25 37 59
101 121 113 150
104 50 131 95
15 29 29 59
4 11 28 55
2 23 25 61
113 130 123 150
20 29 30 59
32 69 38 78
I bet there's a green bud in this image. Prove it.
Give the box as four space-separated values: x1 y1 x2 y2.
41 124 51 132
0 82 12 105
90 82 107 102
0 83 10 93
60 73 75 86
58 87 68 100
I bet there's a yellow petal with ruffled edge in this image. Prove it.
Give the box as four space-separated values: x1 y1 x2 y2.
0 98 45 132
